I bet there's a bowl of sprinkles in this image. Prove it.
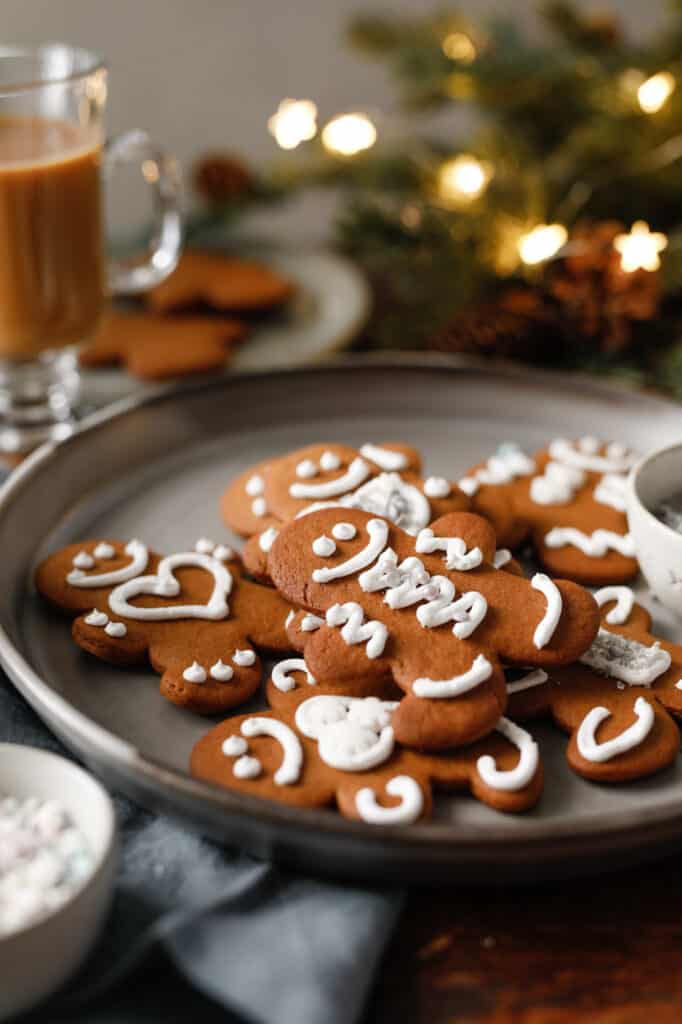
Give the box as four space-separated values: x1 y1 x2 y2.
0 744 117 1020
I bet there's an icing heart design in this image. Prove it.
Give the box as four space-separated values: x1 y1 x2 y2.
108 552 233 622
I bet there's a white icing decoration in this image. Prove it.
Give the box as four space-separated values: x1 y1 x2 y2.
576 697 654 763
319 451 341 471
355 776 423 826
412 653 493 699
593 473 628 512
579 628 671 686
251 497 267 517
213 544 234 562
296 459 318 479
416 578 487 640
93 543 115 560
84 609 108 627
108 551 232 621
326 602 388 659
272 658 316 692
67 539 149 588
233 649 256 667
579 436 599 454
312 535 336 557
295 695 398 771
423 476 451 498
493 549 511 569
460 443 535 497
73 551 94 569
104 621 127 638
245 475 264 497
301 613 324 632
415 528 483 571
210 660 234 681
531 572 563 649
259 527 279 553
296 473 431 536
458 477 479 496
241 717 302 786
233 755 261 779
506 669 548 695
289 457 370 499
359 444 408 471
195 538 214 554
332 522 356 540
544 527 636 558
222 735 248 757
548 438 634 474
476 718 539 791
285 610 295 628
312 518 389 583
676 680 682 690
593 586 635 625
183 661 207 683
529 462 585 505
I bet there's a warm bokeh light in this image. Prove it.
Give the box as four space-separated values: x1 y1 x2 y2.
267 99 318 150
321 113 377 156
442 32 477 63
437 155 492 203
614 221 668 272
518 224 568 265
637 72 675 113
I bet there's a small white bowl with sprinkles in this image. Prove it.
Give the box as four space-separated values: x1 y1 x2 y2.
0 744 117 1020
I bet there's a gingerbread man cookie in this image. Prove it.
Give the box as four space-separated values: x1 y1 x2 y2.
191 672 544 824
459 437 638 586
507 586 681 782
146 250 294 314
266 507 599 751
222 442 471 578
35 537 293 715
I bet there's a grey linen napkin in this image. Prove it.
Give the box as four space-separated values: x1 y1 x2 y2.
1 676 403 1024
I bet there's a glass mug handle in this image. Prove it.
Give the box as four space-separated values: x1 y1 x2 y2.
104 130 183 294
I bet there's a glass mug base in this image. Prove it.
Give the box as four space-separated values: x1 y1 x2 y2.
0 349 80 454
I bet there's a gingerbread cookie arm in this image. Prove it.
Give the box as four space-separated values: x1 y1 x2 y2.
229 576 295 652
220 461 281 537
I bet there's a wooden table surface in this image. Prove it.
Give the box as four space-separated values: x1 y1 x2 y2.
368 853 682 1023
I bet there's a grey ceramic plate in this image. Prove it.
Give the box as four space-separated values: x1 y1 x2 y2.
3 357 682 884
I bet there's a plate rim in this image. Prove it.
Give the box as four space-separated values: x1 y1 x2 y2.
4 354 682 874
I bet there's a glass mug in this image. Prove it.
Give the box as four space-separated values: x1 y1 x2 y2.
0 44 182 453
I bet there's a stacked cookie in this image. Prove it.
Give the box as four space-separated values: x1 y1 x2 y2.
36 437 680 830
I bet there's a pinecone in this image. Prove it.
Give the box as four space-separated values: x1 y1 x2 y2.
546 220 660 353
193 152 254 204
429 288 558 363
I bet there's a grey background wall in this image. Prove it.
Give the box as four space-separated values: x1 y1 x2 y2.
2 0 669 239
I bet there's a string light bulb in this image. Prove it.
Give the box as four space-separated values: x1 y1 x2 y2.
436 155 492 203
518 224 568 265
267 99 317 150
442 32 477 63
614 221 668 272
637 72 675 113
321 112 377 156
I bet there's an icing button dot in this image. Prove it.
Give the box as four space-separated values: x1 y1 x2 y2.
104 621 127 638
84 609 108 627
423 476 451 499
312 535 336 557
93 542 115 560
210 660 234 682
301 613 324 632
245 475 264 497
296 459 318 479
233 649 256 667
332 522 357 541
252 497 267 517
676 680 682 690
73 551 95 570
183 661 207 684
320 451 341 471
213 544 234 561
222 735 248 757
67 569 85 583
233 755 262 780
195 538 215 554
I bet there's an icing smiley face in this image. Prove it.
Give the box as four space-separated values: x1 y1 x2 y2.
462 437 639 586
222 442 470 549
267 507 599 752
35 540 294 717
507 586 682 783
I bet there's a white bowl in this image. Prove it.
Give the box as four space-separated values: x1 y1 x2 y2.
627 441 682 617
0 744 117 1020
